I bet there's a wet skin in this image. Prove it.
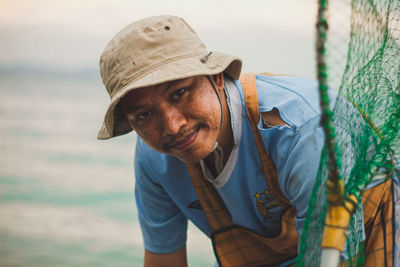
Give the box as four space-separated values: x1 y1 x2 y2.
119 74 233 164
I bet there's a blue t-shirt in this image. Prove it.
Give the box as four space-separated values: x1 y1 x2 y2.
134 75 334 254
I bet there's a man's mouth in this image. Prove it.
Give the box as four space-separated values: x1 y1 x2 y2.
167 126 201 150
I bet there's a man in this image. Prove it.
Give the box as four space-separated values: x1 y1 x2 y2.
97 15 331 266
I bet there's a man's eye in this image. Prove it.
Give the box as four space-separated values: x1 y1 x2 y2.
171 88 186 101
136 111 152 120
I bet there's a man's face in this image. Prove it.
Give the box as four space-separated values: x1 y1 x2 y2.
119 75 223 164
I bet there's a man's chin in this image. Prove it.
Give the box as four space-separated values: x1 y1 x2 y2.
175 155 202 165
174 149 211 165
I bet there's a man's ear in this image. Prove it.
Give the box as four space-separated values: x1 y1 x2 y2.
213 73 224 91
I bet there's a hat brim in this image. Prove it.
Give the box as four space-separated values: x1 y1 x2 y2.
97 51 242 140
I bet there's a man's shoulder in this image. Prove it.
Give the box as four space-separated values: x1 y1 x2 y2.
251 74 336 128
255 75 320 113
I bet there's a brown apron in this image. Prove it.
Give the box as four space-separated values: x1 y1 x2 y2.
186 73 298 267
362 178 394 267
338 179 395 267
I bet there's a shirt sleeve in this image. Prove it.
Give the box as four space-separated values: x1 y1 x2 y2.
277 116 325 236
134 139 188 254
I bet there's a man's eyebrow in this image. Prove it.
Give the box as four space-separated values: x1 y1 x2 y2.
121 104 144 114
162 82 174 94
163 79 193 94
121 83 173 114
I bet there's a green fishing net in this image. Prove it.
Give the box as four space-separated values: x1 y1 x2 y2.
296 0 400 266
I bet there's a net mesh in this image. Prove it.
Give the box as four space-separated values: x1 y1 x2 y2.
296 0 400 266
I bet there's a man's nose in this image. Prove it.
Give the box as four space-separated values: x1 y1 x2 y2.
161 106 187 135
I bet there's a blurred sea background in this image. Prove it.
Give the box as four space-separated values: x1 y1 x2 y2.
1 0 316 266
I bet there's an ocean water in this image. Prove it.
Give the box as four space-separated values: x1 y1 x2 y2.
0 73 214 266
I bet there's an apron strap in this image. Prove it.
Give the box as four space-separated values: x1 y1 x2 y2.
240 73 291 208
186 163 233 230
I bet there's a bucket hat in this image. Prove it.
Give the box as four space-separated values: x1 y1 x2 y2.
97 15 242 140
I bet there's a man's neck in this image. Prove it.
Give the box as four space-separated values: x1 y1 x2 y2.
203 86 234 176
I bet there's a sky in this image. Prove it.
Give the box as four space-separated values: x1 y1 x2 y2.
0 0 318 77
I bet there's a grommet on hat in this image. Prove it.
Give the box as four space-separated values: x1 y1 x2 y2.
97 15 242 140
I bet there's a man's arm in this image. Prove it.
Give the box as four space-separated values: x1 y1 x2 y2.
135 139 190 264
144 246 188 267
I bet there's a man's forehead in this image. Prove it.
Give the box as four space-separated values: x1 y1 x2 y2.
159 76 197 89
138 76 202 95
119 76 200 109
146 76 196 91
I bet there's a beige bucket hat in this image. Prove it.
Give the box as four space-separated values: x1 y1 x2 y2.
97 15 242 140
